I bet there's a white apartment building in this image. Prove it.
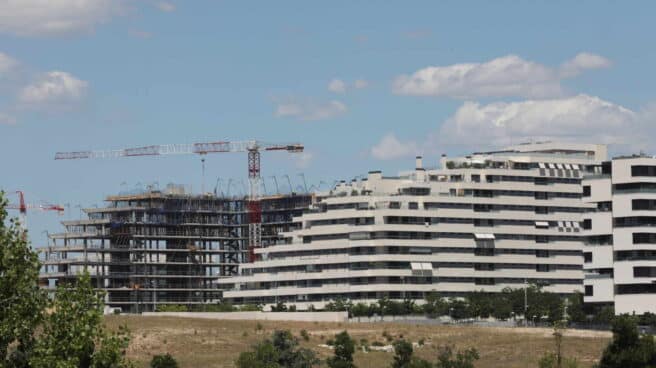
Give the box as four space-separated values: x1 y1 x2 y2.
583 156 656 315
219 142 606 310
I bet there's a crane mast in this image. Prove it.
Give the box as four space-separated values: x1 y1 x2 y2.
55 139 303 263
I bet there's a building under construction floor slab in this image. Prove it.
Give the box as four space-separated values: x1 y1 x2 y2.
39 185 313 313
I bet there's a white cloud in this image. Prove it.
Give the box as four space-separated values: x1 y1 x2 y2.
370 95 656 159
354 79 368 89
0 52 18 75
19 71 88 108
328 78 368 93
370 133 418 160
156 2 175 12
439 95 635 147
328 79 346 94
275 99 347 121
0 0 125 37
0 112 16 125
560 52 612 78
393 53 611 99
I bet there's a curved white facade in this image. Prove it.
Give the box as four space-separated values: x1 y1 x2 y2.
583 156 656 314
220 143 605 309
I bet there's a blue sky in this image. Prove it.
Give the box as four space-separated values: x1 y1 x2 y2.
1 1 655 245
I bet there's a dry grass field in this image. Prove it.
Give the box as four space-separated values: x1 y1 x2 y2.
105 316 610 368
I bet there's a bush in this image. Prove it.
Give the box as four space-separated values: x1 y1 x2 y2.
236 330 318 368
597 314 656 368
156 304 188 312
435 345 479 368
150 353 178 368
327 331 355 368
300 329 310 341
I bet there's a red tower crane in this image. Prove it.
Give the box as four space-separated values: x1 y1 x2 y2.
6 191 65 230
54 140 304 262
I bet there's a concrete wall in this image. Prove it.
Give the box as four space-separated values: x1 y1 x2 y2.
142 311 348 322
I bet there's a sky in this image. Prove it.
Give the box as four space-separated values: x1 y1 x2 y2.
1 0 656 245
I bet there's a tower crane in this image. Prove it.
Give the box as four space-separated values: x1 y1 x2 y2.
6 191 65 231
54 140 304 262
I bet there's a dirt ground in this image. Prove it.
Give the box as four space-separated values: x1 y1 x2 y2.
104 315 610 368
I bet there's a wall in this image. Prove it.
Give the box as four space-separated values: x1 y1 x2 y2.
142 311 348 322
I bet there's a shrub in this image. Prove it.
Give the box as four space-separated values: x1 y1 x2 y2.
150 353 178 368
156 304 188 312
326 331 356 368
300 329 310 341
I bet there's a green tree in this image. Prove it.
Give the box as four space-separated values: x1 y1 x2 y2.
565 292 586 324
391 339 432 368
435 345 479 368
392 340 414 368
30 271 133 368
236 330 318 368
327 331 356 368
424 291 448 318
597 315 656 368
0 191 46 367
150 353 179 368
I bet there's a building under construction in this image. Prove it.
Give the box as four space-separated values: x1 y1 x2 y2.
39 184 313 313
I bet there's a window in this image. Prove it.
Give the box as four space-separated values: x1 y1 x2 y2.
631 165 656 177
634 267 656 278
536 235 549 243
585 285 593 296
389 202 401 209
584 252 592 263
534 192 548 200
633 233 656 244
582 185 591 197
474 278 495 285
474 263 495 271
582 219 592 230
471 174 480 183
632 199 656 211
474 248 494 256
536 264 551 272
536 250 550 258
408 202 418 210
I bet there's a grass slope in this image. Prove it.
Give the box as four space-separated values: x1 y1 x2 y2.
105 316 610 368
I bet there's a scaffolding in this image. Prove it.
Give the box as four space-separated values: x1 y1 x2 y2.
39 186 313 313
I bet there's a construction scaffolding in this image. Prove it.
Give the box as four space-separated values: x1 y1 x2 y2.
39 185 313 313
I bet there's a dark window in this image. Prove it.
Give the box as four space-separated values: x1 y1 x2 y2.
408 202 418 210
633 233 656 244
582 185 591 197
614 182 656 193
474 219 493 227
389 202 401 209
584 252 592 263
585 285 593 296
534 192 548 200
617 283 656 294
474 248 494 256
582 219 592 230
631 165 656 177
616 250 656 261
471 174 480 183
614 217 656 227
634 267 656 278
536 250 550 258
632 199 656 211
536 235 549 243
535 177 548 186
474 278 495 285
536 264 551 272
